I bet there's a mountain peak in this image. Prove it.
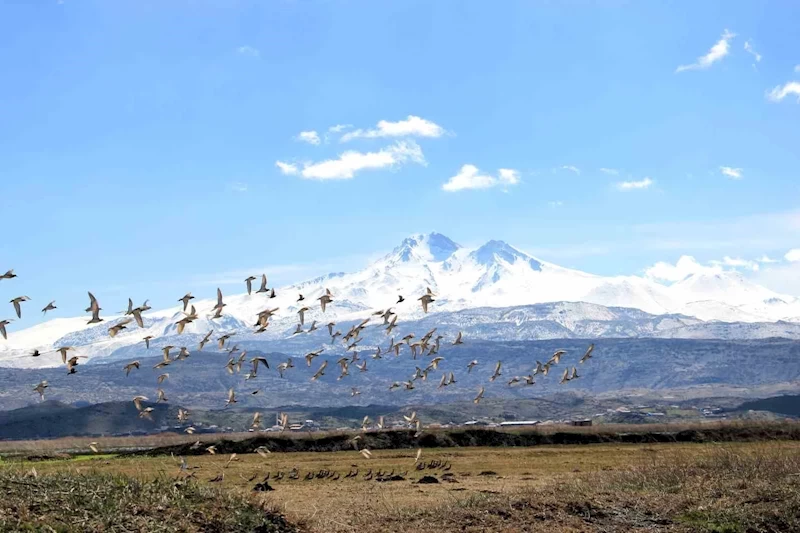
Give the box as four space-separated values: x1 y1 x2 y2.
388 232 460 263
469 240 542 271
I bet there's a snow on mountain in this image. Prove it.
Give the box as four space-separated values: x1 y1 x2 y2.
1 232 798 368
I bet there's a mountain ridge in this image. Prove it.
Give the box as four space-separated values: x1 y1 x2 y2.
1 232 799 368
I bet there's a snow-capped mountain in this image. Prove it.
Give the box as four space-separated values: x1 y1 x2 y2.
1 232 798 368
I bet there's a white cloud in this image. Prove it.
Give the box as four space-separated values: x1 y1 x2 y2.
277 141 425 181
743 40 762 62
795 65 800 73
710 256 759 271
441 165 521 192
548 201 564 208
616 177 654 191
327 124 351 133
720 166 743 179
645 255 722 282
237 45 260 58
295 130 321 145
561 165 581 175
785 249 800 262
340 115 445 142
276 161 299 175
599 168 619 175
767 81 800 102
758 255 778 264
229 182 248 192
675 29 736 73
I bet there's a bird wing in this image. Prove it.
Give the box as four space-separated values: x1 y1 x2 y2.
216 288 223 306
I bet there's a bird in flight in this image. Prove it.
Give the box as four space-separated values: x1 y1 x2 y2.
41 301 57 315
10 296 30 319
418 288 435 313
86 292 103 324
474 386 485 404
0 319 10 340
244 276 257 295
33 380 48 401
0 270 16 280
178 293 194 311
123 361 140 376
580 343 595 363
318 289 333 312
256 274 269 294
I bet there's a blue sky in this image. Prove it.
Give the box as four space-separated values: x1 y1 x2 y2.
1 0 799 328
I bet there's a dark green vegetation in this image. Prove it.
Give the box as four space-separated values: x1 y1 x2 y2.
0 471 296 532
135 421 800 457
739 394 800 417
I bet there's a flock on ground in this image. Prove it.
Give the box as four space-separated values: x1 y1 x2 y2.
1 268 596 459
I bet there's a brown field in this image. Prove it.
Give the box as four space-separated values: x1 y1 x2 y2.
2 438 799 532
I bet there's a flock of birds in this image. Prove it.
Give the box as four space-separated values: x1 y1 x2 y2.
1 267 598 459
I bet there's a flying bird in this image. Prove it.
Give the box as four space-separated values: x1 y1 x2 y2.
41 301 57 315
10 296 30 319
256 274 269 294
213 288 226 312
467 360 478 373
490 361 502 382
108 318 133 337
397 295 404 304
580 343 595 363
418 288 435 313
132 396 148 411
225 388 237 406
143 335 153 349
0 270 16 280
56 346 73 364
123 361 140 376
0 319 10 340
198 330 213 351
297 307 310 326
312 360 328 381
178 293 194 311
474 386 485 404
318 289 333 312
33 380 48 401
452 331 464 345
244 276 257 295
86 292 103 324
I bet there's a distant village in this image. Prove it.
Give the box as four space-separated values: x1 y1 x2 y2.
120 403 739 437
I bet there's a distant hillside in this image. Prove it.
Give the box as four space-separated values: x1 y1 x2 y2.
0 338 798 412
739 395 800 417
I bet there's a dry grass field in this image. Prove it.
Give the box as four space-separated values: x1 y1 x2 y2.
1 438 799 532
